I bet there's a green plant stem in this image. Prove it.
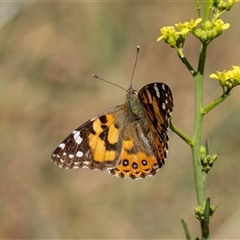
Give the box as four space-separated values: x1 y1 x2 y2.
170 122 193 145
192 43 208 208
175 47 196 76
196 0 201 18
203 0 213 22
193 43 209 240
201 198 211 239
192 73 205 208
202 89 231 115
195 2 214 239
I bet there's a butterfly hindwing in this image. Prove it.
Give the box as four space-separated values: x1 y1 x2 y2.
108 109 162 179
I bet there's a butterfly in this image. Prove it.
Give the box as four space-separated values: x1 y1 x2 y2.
51 80 173 179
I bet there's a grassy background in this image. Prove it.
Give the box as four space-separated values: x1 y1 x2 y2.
0 2 240 239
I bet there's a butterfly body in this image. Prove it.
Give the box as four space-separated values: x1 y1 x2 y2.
51 82 173 179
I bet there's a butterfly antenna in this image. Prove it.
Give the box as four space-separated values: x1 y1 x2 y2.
130 45 140 86
92 74 127 92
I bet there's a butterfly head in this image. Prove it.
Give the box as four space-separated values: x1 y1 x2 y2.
126 84 145 121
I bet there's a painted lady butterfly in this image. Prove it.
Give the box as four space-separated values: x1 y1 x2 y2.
51 51 173 179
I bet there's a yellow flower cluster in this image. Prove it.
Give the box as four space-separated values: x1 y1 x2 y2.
157 18 202 47
195 19 230 43
157 17 230 46
214 0 238 11
210 66 240 90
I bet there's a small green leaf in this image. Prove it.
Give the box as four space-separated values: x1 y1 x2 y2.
181 219 191 240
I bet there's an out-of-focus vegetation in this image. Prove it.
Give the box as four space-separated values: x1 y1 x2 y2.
0 2 239 239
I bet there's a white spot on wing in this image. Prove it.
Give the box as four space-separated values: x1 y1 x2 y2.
59 143 65 149
73 131 82 144
69 154 74 158
76 151 83 157
83 160 90 165
162 102 166 110
154 83 160 98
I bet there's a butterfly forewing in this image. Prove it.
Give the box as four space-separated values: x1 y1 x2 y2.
138 83 173 168
138 83 173 136
51 106 125 170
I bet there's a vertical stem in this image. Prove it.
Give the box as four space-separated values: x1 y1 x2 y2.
196 0 201 18
203 0 213 22
191 74 205 207
192 43 207 207
193 43 209 240
197 2 212 239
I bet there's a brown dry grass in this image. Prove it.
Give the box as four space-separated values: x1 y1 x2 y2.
0 2 240 239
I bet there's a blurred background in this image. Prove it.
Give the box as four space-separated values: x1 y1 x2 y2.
0 2 240 239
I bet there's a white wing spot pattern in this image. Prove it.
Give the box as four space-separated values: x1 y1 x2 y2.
76 151 83 157
154 83 160 98
162 102 166 110
59 143 65 149
73 130 82 144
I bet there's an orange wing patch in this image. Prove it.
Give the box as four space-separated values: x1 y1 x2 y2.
88 114 119 163
109 139 159 179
